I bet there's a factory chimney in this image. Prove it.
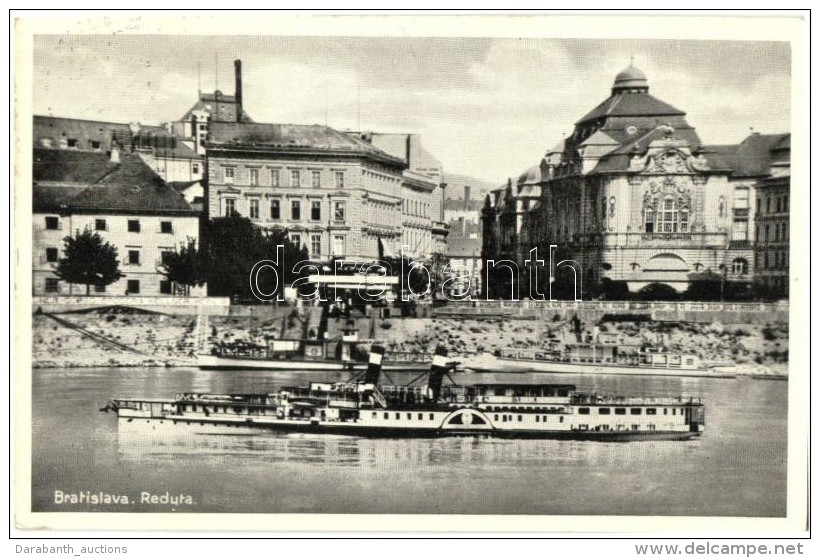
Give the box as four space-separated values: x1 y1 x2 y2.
234 59 243 123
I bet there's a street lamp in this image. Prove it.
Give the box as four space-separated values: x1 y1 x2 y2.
718 264 727 302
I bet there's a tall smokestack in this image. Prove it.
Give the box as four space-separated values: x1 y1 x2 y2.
363 345 385 385
426 345 450 401
234 59 243 123
464 186 471 211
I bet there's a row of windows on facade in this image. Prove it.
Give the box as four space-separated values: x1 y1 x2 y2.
369 405 684 422
403 229 431 254
549 198 753 237
402 198 432 219
223 198 346 222
44 277 178 295
285 233 347 258
543 199 691 237
44 216 174 234
42 247 176 267
223 167 345 189
592 190 747 220
755 222 790 243
755 250 790 270
39 137 102 150
756 193 790 215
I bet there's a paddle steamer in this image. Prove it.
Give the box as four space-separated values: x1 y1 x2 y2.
103 346 705 441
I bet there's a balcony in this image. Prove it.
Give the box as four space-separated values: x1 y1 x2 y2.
596 232 729 249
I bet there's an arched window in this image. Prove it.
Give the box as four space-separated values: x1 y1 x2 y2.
731 258 748 275
654 198 689 233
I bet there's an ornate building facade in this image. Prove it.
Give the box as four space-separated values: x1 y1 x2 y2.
482 64 772 300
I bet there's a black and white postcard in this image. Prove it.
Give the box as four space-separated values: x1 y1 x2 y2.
12 12 809 535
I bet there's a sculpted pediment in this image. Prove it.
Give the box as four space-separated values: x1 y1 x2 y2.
632 148 711 175
216 186 242 195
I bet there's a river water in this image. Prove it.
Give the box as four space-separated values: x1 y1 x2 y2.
31 366 787 516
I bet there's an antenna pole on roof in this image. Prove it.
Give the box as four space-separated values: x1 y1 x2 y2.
214 52 219 121
324 82 328 127
197 62 201 96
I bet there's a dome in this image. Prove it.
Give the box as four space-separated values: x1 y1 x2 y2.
612 63 649 93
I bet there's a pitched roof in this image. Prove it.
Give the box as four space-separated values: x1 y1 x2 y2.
207 122 406 166
33 149 119 184
34 115 167 153
32 184 87 212
68 154 194 213
729 133 791 177
168 180 202 193
576 92 686 126
151 140 200 160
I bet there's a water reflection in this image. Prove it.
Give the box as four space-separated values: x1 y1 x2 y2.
34 366 787 515
116 420 701 471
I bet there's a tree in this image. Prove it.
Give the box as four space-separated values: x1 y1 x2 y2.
202 213 308 300
382 255 433 298
684 269 724 301
160 238 207 296
55 228 125 295
638 282 680 301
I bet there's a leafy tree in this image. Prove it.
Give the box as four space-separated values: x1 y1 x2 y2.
684 269 724 301
202 213 307 300
55 228 125 295
160 238 207 296
638 282 680 301
382 255 433 298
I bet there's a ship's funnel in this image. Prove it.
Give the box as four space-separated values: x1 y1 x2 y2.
426 345 449 401
363 345 386 385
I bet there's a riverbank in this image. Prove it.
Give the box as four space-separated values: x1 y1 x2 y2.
30 307 789 376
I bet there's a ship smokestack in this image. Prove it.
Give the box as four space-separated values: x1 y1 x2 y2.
363 345 385 385
234 59 243 123
426 345 450 401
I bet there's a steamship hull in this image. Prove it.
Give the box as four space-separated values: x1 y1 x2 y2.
463 354 736 379
106 345 704 442
114 410 702 441
197 354 431 372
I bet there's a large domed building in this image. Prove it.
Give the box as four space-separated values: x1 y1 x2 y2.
483 63 762 300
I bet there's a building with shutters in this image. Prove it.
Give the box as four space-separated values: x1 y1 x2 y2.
33 148 202 297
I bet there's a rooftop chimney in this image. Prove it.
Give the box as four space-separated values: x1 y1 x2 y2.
234 60 243 123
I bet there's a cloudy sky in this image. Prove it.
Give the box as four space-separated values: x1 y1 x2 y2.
32 34 790 184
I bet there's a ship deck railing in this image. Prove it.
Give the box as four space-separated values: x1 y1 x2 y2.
570 394 703 406
383 351 433 363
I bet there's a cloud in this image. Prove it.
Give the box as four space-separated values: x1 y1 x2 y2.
31 35 792 183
